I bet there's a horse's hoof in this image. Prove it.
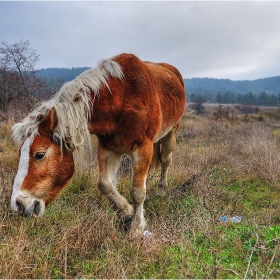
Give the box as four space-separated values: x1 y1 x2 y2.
157 186 167 196
119 204 134 231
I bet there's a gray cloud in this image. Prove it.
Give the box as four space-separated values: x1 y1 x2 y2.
1 1 280 80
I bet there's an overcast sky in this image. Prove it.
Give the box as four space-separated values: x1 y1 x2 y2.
1 1 280 81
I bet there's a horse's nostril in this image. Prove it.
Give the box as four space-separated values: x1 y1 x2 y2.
33 200 40 216
16 200 25 216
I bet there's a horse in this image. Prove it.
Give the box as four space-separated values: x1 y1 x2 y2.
10 53 186 238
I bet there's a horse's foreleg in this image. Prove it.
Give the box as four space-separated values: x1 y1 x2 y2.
97 145 134 222
130 141 153 238
158 124 179 189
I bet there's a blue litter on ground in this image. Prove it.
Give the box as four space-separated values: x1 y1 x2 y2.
220 216 242 223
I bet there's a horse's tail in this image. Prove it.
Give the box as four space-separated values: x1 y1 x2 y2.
150 141 161 173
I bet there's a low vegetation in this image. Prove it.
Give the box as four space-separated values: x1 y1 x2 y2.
1 106 280 278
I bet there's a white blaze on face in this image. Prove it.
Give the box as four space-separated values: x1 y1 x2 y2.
11 137 31 212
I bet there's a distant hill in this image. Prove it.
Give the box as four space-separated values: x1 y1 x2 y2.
38 68 280 96
184 76 280 96
37 67 90 82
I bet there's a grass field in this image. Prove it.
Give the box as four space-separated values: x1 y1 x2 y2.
0 106 280 278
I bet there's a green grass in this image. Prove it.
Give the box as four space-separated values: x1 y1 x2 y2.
129 223 280 279
272 127 280 138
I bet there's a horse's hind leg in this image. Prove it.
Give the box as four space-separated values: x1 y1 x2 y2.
97 145 134 223
158 124 179 189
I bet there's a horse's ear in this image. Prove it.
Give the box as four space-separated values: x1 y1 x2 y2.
38 107 58 136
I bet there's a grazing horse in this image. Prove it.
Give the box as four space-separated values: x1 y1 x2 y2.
11 53 186 237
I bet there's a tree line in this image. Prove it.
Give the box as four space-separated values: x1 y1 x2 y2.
188 91 280 107
185 76 280 96
37 67 90 82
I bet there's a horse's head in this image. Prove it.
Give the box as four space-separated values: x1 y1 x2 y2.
11 108 75 218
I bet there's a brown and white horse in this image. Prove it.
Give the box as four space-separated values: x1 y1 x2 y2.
11 53 186 237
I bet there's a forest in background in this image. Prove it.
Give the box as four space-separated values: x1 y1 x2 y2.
185 76 280 106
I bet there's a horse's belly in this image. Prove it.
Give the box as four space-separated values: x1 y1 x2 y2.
154 123 176 143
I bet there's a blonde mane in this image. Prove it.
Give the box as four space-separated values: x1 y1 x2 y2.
12 56 124 156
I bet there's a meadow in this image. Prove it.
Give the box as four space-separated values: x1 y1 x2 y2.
0 104 280 279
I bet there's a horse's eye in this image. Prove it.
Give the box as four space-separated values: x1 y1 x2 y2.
35 152 45 160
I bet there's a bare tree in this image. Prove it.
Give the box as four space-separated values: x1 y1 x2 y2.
190 94 205 115
0 39 46 113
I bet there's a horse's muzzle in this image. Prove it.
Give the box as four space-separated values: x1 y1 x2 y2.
15 198 41 218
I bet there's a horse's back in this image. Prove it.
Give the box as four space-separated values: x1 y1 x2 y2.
114 53 186 119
